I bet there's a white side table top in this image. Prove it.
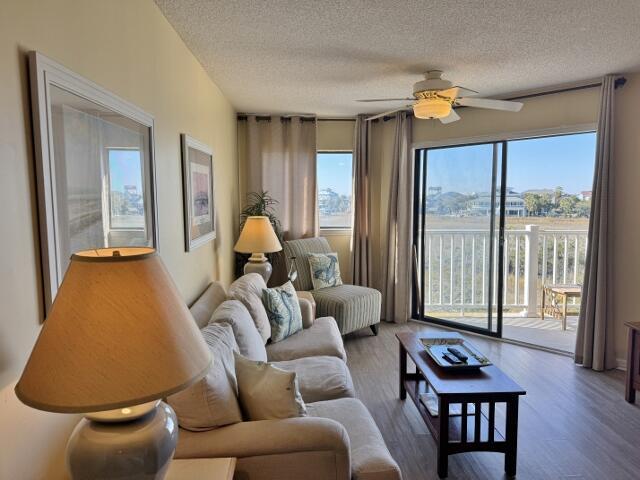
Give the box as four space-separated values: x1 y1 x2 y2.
165 458 236 480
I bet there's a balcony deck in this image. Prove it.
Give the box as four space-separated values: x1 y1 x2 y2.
432 314 578 353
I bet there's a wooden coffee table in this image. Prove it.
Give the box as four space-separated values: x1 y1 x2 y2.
397 332 526 478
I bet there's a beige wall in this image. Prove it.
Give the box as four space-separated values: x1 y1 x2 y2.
612 73 640 367
0 0 237 406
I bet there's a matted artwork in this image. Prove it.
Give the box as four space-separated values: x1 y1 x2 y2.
181 134 216 251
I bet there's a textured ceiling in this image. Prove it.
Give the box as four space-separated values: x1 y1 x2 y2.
155 0 640 116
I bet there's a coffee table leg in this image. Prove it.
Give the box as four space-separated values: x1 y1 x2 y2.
438 397 449 478
504 397 519 477
399 342 407 400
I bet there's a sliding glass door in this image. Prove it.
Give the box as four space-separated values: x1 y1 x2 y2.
413 131 596 348
413 142 505 336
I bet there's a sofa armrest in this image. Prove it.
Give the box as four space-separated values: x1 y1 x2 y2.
176 418 350 476
297 291 316 328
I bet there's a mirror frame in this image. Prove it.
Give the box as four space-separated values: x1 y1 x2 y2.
28 51 159 315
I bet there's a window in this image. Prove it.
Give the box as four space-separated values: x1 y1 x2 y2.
107 148 146 230
317 152 353 229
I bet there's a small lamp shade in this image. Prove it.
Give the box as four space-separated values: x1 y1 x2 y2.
234 216 282 254
15 247 211 413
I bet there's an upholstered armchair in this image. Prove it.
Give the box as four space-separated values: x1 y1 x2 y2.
284 237 381 336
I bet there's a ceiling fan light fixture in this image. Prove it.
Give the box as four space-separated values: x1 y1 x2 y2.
413 98 452 119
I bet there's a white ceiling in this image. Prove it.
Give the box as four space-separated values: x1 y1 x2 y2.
155 0 640 117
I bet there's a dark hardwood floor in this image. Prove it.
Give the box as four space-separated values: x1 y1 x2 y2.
343 321 640 480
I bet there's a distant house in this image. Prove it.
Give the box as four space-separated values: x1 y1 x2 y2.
470 190 526 216
581 190 592 201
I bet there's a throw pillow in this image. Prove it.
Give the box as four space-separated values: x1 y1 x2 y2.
228 273 271 344
262 281 303 343
234 352 307 420
209 300 267 361
167 323 242 431
308 252 343 290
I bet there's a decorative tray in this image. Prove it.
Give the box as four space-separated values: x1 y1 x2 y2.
420 337 492 370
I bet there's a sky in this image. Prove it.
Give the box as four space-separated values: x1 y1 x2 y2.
425 132 596 195
108 149 143 192
317 152 353 195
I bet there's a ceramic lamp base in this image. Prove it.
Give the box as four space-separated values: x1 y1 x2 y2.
244 256 273 283
66 402 178 480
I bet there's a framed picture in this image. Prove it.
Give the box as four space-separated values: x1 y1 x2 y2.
181 134 216 251
29 52 159 315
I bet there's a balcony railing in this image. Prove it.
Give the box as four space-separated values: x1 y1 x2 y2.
418 225 588 316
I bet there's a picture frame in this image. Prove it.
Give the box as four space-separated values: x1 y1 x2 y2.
181 134 216 251
28 51 159 315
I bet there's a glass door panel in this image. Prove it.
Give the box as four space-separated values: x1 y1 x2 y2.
414 142 503 335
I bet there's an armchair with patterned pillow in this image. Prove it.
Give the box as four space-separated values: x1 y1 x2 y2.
283 237 381 336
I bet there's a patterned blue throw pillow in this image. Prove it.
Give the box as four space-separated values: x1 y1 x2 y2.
262 281 303 343
308 253 343 290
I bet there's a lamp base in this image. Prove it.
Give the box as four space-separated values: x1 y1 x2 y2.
66 402 178 480
244 255 273 283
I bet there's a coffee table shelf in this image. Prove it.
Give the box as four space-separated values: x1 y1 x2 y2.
403 378 506 446
397 332 526 478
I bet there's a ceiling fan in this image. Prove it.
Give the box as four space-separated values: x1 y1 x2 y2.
358 71 523 123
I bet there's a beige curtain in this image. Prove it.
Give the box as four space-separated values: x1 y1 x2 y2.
352 115 373 287
243 116 318 240
575 75 617 371
382 112 413 323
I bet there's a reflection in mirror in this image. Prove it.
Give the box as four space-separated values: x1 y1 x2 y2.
49 85 154 277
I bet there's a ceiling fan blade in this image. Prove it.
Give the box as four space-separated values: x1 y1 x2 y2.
456 97 523 112
437 87 459 100
450 86 479 96
439 109 461 124
357 98 415 102
366 105 412 121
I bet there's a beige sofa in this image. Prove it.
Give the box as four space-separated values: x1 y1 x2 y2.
177 278 402 480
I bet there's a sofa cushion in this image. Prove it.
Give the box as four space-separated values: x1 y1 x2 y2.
189 282 228 329
167 323 242 431
234 353 307 420
307 398 402 480
273 356 355 403
311 285 381 335
228 273 271 344
209 300 267 362
262 281 303 343
266 317 346 362
308 252 343 290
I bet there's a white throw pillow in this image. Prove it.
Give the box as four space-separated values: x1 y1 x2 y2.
167 323 242 431
209 300 267 362
308 253 343 290
262 281 303 343
234 352 307 420
228 273 271 344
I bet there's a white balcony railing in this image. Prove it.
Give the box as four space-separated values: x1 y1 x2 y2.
418 225 588 316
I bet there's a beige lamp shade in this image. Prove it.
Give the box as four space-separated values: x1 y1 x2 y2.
15 247 211 413
234 216 282 254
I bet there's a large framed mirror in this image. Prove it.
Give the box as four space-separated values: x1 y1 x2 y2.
29 52 159 314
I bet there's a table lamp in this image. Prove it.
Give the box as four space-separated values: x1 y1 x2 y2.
15 247 211 480
234 216 282 282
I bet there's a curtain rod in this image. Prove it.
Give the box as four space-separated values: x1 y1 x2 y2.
377 76 627 122
237 114 317 122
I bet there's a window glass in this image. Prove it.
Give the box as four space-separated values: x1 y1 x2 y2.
108 149 146 230
317 152 353 228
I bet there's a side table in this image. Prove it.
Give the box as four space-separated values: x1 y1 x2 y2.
625 322 640 403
